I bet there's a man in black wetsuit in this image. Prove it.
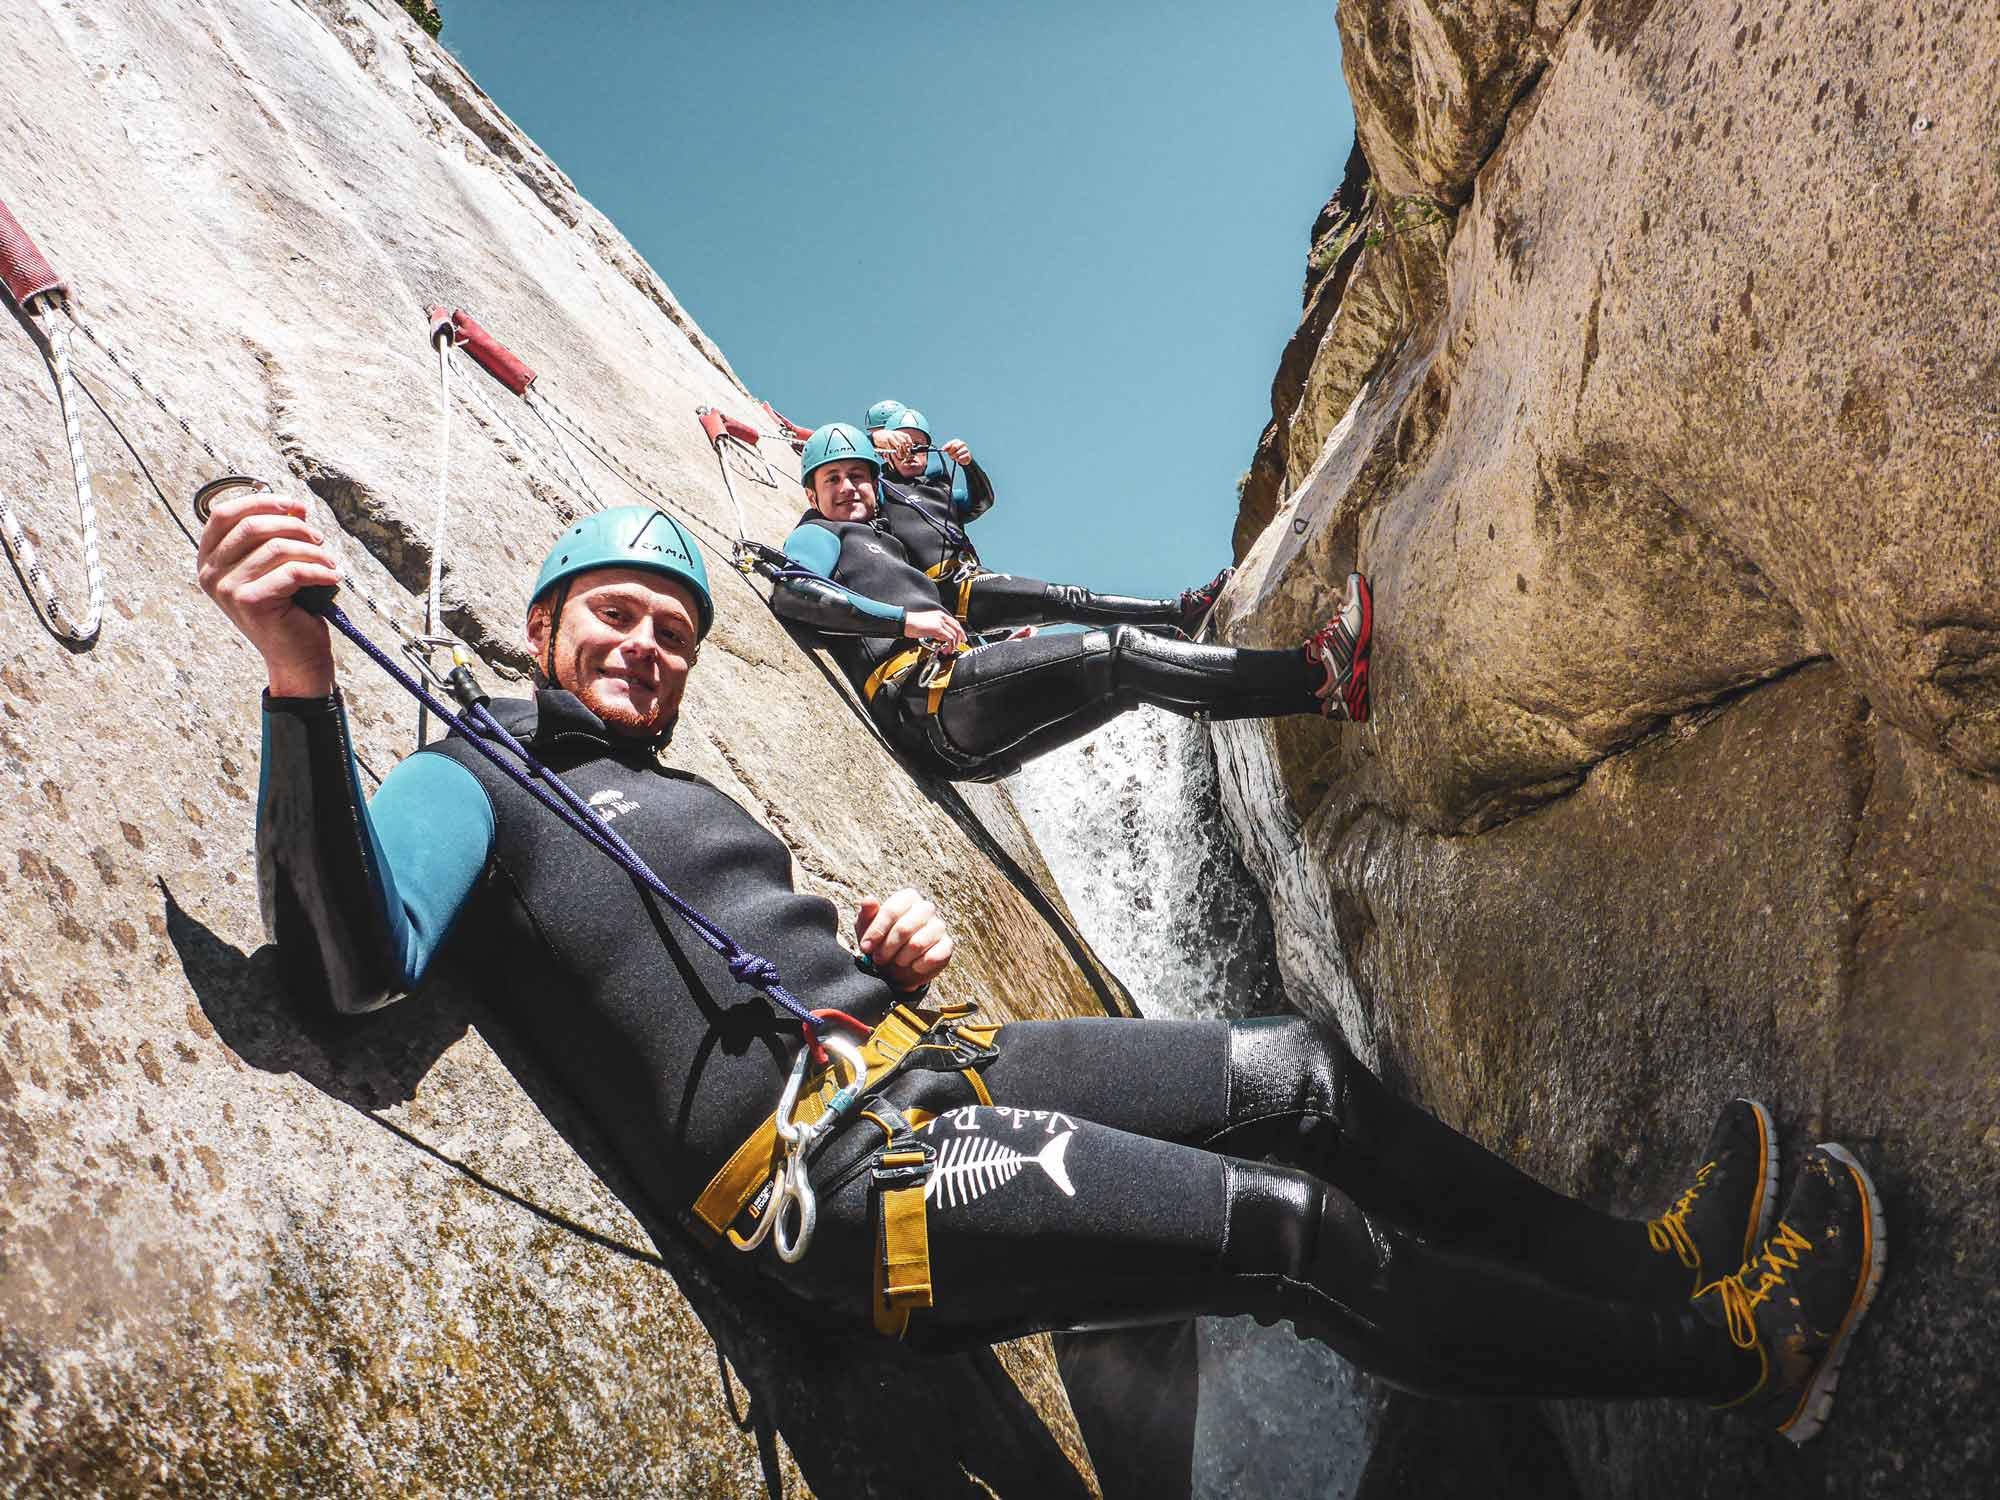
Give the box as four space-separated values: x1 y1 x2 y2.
196 488 1886 1448
771 423 1371 781
861 398 1232 636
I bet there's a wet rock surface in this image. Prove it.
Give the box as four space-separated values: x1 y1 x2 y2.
0 2 1123 1494
1218 0 1998 1494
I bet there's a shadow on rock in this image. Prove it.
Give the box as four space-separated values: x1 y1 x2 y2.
162 879 468 1111
162 879 1095 1499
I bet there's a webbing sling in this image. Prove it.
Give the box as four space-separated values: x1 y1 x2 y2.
871 1130 937 1338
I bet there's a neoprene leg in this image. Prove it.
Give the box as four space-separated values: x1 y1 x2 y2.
1219 1161 1747 1399
786 1103 1743 1399
1218 1017 1692 1302
929 626 1320 768
965 573 1185 632
984 1017 1688 1303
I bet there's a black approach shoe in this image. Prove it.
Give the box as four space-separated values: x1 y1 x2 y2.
1696 1143 1886 1445
1306 573 1372 721
1177 566 1234 635
1647 1098 1780 1297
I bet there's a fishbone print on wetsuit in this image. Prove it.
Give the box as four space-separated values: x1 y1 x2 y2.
919 1107 1078 1209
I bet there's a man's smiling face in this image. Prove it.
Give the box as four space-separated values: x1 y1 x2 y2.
528 566 701 737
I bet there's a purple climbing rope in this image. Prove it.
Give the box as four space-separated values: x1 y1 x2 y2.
312 598 826 1031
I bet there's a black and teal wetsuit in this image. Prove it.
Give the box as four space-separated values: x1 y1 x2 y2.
254 686 1745 1400
876 452 993 582
259 688 903 1212
771 512 1325 781
876 460 1195 634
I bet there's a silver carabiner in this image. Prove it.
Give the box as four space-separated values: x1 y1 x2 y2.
731 1045 816 1255
770 1144 816 1264
769 1033 868 1264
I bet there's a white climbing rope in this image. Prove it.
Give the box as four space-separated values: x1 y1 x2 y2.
427 325 454 643
0 298 104 644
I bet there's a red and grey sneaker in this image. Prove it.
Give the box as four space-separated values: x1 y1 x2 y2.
1695 1143 1887 1444
1646 1098 1781 1298
1177 566 1235 635
1305 572 1373 721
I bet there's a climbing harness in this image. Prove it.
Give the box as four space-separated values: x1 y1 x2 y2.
693 1000 1000 1332
0 195 104 643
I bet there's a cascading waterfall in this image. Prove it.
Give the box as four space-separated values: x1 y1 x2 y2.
1010 708 1379 1500
1008 706 1291 1019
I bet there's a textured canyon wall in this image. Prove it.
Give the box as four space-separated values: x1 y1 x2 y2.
1216 0 1998 1494
0 2 1123 1495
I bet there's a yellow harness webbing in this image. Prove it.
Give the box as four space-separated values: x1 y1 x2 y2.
861 643 970 714
874 1153 934 1336
691 1004 996 1245
921 558 981 622
861 647 924 702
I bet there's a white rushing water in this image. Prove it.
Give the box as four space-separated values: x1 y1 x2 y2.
1007 708 1287 1020
1009 709 1378 1500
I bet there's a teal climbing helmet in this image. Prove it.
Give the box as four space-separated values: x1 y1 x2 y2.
798 422 882 485
864 399 908 431
888 406 931 440
529 505 714 639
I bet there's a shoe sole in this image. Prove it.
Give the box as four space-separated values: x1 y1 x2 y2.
1780 1143 1887 1445
1342 572 1372 722
1740 1097 1780 1268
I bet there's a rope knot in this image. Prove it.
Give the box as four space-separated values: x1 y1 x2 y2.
728 953 781 988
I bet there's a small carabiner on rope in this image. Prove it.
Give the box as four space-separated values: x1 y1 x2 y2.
914 637 961 690
399 633 489 713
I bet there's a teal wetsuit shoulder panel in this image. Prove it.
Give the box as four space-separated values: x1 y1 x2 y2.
782 524 907 624
367 750 496 984
256 696 494 1003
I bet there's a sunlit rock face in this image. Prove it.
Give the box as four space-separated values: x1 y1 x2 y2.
1218 1 1999 1494
0 2 1116 1493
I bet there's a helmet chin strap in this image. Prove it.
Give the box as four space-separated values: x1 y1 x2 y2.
539 580 574 686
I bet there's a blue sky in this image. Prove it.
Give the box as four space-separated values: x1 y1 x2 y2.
445 2 1353 598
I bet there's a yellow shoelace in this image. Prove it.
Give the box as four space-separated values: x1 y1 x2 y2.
1713 1221 1815 1350
1646 1160 1715 1270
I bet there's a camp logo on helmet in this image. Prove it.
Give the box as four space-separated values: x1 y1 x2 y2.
626 510 696 567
